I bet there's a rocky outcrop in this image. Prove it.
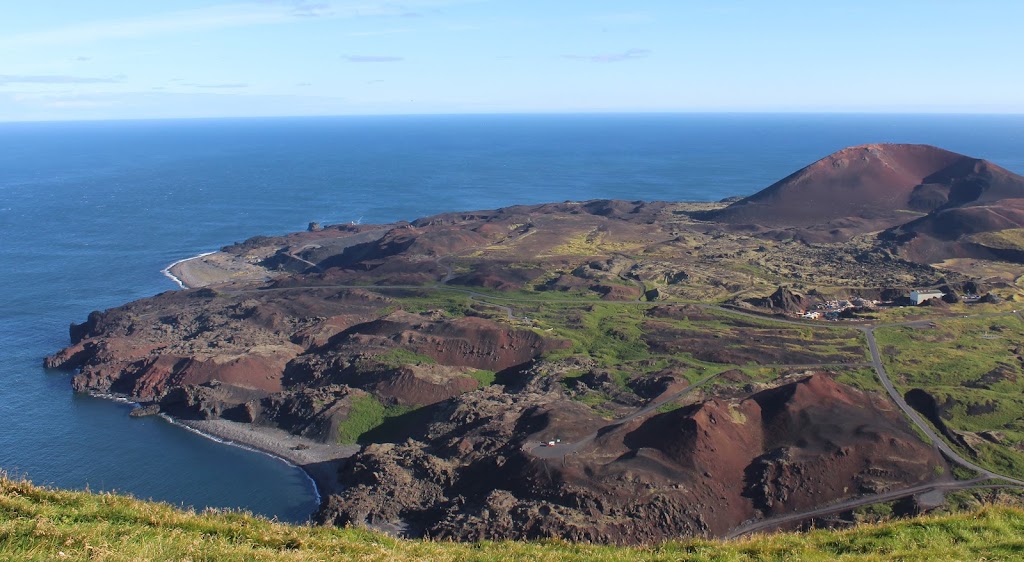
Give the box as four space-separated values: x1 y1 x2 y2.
320 374 943 543
743 286 815 314
46 286 562 444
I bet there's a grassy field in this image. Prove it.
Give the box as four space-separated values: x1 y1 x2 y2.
971 228 1024 251
875 314 1024 479
335 395 415 445
358 291 873 420
3 476 1024 561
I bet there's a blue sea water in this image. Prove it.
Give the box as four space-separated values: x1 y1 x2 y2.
1 113 1023 521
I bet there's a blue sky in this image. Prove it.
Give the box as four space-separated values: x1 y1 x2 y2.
2 0 1022 121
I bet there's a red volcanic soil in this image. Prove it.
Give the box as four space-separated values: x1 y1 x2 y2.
583 373 941 537
884 159 1024 261
331 311 564 372
708 144 1024 244
329 373 943 543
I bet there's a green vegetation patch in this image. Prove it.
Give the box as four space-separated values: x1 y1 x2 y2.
372 348 437 369
832 367 884 393
875 315 1024 388
469 369 497 386
972 440 1024 480
375 289 476 318
971 228 1024 251
336 395 415 444
534 303 650 367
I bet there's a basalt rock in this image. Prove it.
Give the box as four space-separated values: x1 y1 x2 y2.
744 286 815 314
320 374 943 543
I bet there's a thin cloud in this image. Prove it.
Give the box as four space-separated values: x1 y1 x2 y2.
590 12 654 25
0 1 478 47
74 56 92 62
0 74 120 85
343 55 404 63
564 48 651 63
180 82 249 88
287 2 332 18
345 28 411 37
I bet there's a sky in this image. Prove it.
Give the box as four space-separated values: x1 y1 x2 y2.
1 0 1022 121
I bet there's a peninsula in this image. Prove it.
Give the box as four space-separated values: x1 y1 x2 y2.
48 144 1024 542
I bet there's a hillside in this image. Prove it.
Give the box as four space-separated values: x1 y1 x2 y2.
706 144 1024 246
2 476 1024 561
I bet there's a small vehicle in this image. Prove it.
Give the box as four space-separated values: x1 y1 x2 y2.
547 440 556 447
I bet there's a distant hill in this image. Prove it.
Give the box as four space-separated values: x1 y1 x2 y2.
706 144 1024 249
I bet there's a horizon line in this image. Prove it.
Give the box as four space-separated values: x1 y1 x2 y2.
2 109 1024 125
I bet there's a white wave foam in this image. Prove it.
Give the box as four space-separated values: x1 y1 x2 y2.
88 391 138 406
161 251 217 289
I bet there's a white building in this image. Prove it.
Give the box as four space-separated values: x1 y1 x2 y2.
910 290 944 305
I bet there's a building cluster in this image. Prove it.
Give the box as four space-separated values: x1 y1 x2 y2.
795 290 957 321
800 297 878 320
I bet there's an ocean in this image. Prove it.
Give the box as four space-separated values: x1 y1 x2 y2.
1 113 1022 522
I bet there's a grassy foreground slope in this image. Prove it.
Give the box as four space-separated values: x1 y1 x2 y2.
3 477 1024 561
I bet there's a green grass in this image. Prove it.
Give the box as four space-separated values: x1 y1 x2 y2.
371 348 437 369
335 395 415 445
375 289 477 317
852 502 893 522
952 464 980 481
974 441 1024 480
470 369 497 386
874 316 1024 388
5 476 1024 561
832 367 884 393
876 314 1024 478
655 401 687 414
576 391 611 407
971 228 1024 251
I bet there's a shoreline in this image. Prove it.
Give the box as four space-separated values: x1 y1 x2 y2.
161 251 217 289
84 388 358 520
162 416 359 511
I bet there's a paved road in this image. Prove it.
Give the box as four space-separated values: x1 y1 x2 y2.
726 478 1007 538
861 325 1024 485
721 310 1024 535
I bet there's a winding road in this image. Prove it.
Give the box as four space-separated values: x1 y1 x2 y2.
725 478 1005 538
861 326 1024 486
